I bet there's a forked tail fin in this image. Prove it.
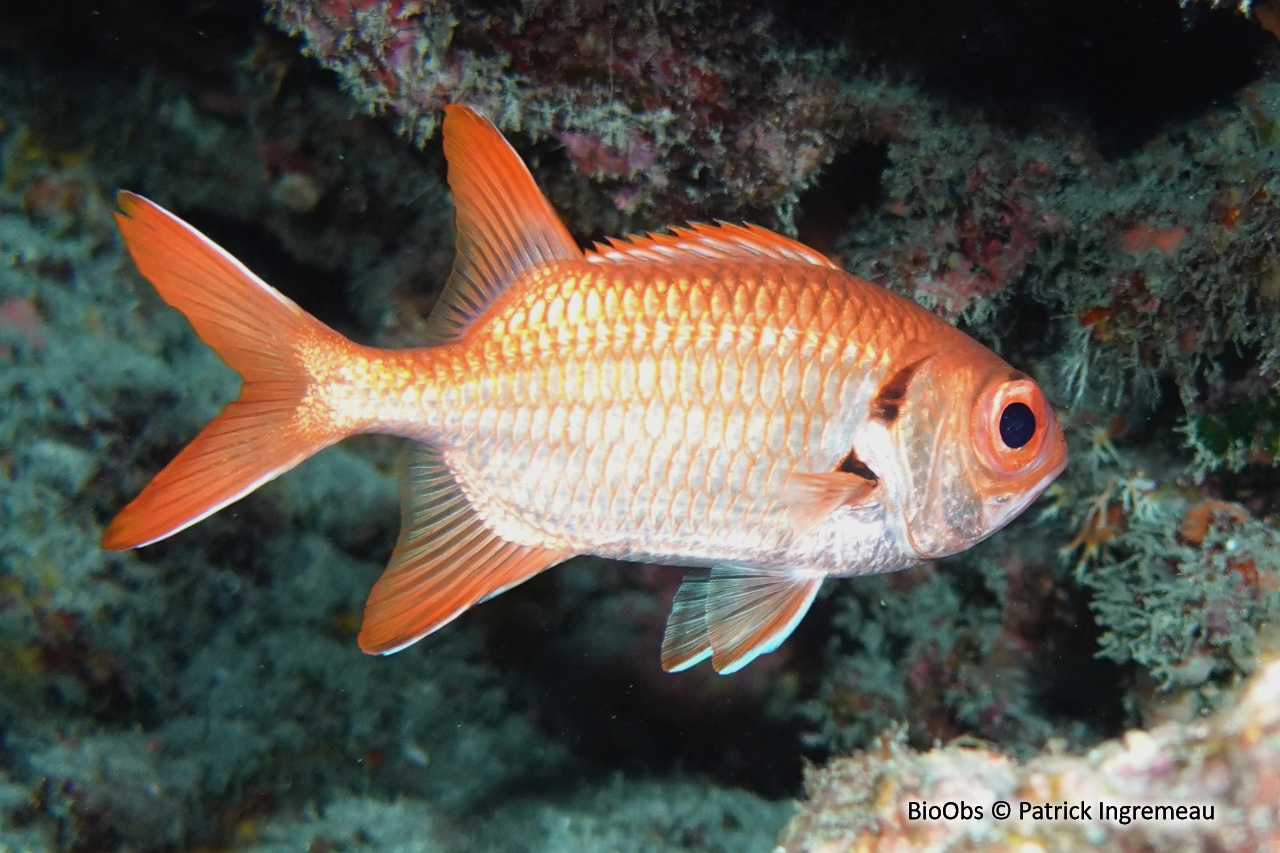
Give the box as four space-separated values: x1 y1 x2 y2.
103 192 358 550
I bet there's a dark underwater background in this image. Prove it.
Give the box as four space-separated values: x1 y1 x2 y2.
2 1 1280 850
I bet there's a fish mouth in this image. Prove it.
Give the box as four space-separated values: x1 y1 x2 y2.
991 454 1069 529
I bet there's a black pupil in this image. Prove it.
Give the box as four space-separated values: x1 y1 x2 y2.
999 402 1036 449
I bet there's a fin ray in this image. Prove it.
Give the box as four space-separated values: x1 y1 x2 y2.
103 193 352 550
661 574 713 672
781 470 878 540
358 445 573 654
662 567 821 674
423 105 581 343
586 222 839 269
706 568 822 674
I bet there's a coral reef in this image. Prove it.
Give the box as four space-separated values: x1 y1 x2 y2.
834 59 1280 414
802 533 1112 759
1063 460 1280 700
6 0 1280 851
779 653 1280 853
263 0 856 228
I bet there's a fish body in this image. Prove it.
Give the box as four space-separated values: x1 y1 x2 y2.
104 105 1067 673
382 258 1006 573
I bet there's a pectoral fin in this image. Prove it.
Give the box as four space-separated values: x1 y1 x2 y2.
661 567 822 674
781 468 878 539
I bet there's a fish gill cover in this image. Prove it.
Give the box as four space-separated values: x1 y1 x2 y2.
1 0 1280 851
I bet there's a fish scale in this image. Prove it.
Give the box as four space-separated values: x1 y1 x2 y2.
103 104 1066 671
426 262 883 564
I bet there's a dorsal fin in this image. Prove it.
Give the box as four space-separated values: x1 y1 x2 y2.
423 105 582 343
585 222 839 269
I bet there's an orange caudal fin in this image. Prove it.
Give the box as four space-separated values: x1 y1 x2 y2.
103 192 357 550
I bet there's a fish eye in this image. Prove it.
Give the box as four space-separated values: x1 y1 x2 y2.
974 376 1052 476
999 402 1036 449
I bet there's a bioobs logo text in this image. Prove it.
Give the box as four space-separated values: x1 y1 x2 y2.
907 802 983 821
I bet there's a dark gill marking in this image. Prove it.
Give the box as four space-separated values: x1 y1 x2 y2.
837 449 877 481
871 357 928 424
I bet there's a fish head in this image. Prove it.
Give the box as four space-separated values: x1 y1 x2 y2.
875 354 1068 560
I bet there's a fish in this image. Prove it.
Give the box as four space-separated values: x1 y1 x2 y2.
102 104 1068 674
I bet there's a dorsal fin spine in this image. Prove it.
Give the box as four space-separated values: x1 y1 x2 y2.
586 221 839 269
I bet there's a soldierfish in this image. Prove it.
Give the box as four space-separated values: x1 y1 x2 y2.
103 105 1067 673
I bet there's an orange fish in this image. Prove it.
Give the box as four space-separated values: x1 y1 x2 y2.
103 105 1067 673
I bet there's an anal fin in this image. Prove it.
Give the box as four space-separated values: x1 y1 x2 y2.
661 567 822 674
359 445 573 655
